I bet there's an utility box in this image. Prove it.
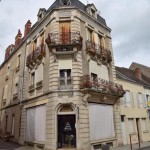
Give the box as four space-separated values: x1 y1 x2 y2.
101 144 110 150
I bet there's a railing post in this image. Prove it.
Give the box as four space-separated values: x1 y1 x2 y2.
129 134 132 150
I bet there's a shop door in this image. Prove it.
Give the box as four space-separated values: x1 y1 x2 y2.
58 115 76 149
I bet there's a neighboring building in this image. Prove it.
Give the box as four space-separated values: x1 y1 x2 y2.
0 0 125 149
116 66 150 145
0 22 32 142
130 62 150 118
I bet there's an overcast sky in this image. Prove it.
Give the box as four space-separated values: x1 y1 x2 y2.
0 0 150 68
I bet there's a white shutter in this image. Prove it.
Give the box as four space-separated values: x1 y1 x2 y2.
14 77 19 94
131 92 135 107
128 119 134 133
26 105 46 142
35 64 43 83
100 65 109 80
138 93 143 107
89 104 115 141
144 95 147 108
125 91 131 107
141 119 147 132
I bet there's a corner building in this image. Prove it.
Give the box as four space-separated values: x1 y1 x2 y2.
1 0 125 149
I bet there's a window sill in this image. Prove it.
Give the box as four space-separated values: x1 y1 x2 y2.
143 131 149 133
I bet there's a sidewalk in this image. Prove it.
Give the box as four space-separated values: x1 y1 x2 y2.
111 142 150 150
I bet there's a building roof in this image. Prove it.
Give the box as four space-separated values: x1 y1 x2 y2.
0 0 108 68
130 62 150 78
116 66 150 88
46 0 107 27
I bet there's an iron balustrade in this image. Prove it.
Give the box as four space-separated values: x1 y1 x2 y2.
26 44 46 68
46 32 83 47
80 75 125 97
59 77 73 90
86 40 112 63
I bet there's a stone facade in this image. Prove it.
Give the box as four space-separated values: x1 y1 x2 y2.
0 0 125 150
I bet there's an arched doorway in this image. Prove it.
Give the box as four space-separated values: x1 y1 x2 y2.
57 105 76 149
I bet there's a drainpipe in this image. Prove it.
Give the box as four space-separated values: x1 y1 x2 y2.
19 41 27 140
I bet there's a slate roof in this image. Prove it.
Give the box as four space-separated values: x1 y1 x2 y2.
116 66 150 88
46 0 107 27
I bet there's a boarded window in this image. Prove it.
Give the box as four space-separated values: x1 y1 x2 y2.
26 105 46 142
128 119 134 133
141 118 147 132
35 64 43 83
89 103 115 141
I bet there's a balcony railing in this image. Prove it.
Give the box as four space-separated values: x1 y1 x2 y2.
86 40 112 63
26 44 46 68
59 77 73 90
80 75 125 97
45 32 83 49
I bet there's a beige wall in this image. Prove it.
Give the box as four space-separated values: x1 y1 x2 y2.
117 79 150 144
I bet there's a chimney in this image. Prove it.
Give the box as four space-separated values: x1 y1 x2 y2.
15 29 22 48
135 68 142 79
24 20 32 37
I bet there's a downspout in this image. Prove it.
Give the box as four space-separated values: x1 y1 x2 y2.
19 41 27 140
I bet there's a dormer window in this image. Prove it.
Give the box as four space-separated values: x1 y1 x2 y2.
37 8 46 21
60 0 71 6
86 4 97 19
91 9 96 17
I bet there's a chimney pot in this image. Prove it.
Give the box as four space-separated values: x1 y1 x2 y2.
24 20 32 37
15 29 22 48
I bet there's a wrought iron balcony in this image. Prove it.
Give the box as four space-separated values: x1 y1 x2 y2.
45 32 83 50
26 44 46 68
86 40 112 64
80 75 125 97
59 77 73 90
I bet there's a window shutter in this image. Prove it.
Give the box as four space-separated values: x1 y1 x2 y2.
131 92 135 107
35 64 43 83
144 95 147 108
138 93 143 107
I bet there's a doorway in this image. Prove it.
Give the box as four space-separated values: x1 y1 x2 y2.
58 115 76 149
136 118 141 142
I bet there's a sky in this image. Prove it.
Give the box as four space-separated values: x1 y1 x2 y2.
0 0 150 68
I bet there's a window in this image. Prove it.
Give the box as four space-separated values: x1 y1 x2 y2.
141 118 147 132
99 35 104 47
124 91 131 106
131 92 135 107
91 9 96 17
16 54 21 70
87 29 94 42
14 77 19 94
11 115 15 135
89 104 115 141
91 73 97 81
138 93 143 107
59 69 71 87
33 39 37 50
31 72 35 86
26 105 46 142
5 116 8 133
35 64 43 84
128 119 134 133
6 64 10 79
146 95 150 107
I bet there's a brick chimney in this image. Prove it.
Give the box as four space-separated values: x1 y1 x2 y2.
24 20 32 37
15 29 22 48
135 68 142 79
